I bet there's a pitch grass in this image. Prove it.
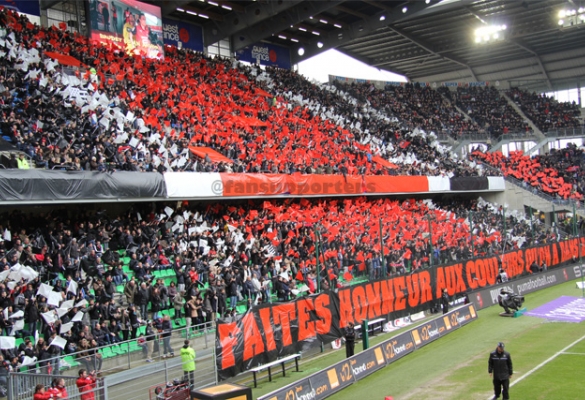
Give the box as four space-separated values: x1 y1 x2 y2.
249 280 585 400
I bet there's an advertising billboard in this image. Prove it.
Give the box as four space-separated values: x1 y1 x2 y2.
0 0 40 16
88 0 163 59
235 41 291 69
0 0 40 24
162 18 203 52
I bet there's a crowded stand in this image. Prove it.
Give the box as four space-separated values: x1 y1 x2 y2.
0 190 555 376
444 86 532 137
263 67 482 177
507 87 582 133
0 6 572 387
332 80 482 139
0 7 484 178
472 144 585 201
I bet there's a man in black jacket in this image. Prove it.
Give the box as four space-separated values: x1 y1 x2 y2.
488 342 513 400
344 322 356 358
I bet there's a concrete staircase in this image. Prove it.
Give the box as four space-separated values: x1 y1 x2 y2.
502 92 545 141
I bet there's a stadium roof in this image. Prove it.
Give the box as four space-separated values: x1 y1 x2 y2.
43 0 585 93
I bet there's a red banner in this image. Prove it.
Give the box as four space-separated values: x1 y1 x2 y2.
216 238 583 379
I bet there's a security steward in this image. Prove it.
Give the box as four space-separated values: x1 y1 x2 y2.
344 322 356 358
488 342 513 400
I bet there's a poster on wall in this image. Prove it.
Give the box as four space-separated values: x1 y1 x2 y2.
162 18 203 51
88 0 163 59
235 41 291 69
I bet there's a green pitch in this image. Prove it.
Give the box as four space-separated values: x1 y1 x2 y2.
250 279 585 400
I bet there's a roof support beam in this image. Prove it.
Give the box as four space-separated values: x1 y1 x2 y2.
229 1 344 52
205 0 304 47
291 0 441 65
388 26 478 81
510 40 553 91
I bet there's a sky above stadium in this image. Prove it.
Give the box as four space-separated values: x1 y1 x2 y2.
297 48 408 84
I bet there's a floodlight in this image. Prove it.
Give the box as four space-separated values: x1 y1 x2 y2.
426 0 431 3
559 10 566 18
317 42 324 48
474 24 507 44
380 15 386 21
402 7 408 13
558 19 564 25
298 47 305 56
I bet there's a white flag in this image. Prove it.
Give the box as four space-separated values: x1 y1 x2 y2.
50 336 67 349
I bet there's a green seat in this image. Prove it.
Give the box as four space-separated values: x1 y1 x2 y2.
99 346 116 359
128 341 141 353
114 344 129 355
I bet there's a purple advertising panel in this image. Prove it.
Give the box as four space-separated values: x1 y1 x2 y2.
162 18 203 51
236 42 291 69
0 0 40 16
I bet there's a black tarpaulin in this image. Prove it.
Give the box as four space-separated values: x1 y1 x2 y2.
0 170 166 201
450 176 489 191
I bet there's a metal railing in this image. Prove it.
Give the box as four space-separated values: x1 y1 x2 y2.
544 126 585 138
12 321 216 377
8 372 106 400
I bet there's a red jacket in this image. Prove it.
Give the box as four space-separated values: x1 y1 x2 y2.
49 386 68 399
76 376 96 400
33 392 53 400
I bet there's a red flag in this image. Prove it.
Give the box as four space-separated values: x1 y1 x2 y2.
295 270 304 281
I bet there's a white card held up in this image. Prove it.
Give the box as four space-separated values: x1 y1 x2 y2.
47 291 62 307
60 322 73 334
50 336 67 349
42 310 57 324
72 311 84 322
0 336 15 350
37 283 54 298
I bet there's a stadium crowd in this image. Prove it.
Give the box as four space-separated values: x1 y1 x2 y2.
0 7 488 179
472 143 585 200
508 87 582 133
0 190 557 375
446 86 532 137
332 80 483 138
0 6 575 381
